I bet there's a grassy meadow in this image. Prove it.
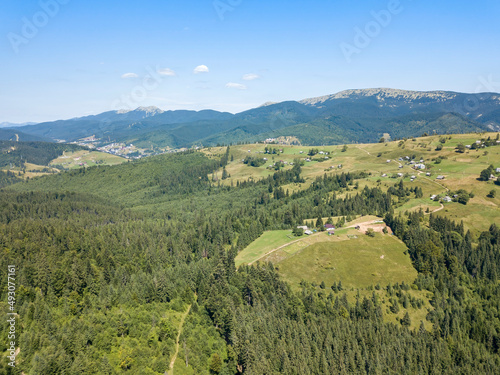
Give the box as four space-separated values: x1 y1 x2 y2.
205 132 499 234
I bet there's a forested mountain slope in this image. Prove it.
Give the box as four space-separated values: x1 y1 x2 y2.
0 145 499 374
13 89 500 148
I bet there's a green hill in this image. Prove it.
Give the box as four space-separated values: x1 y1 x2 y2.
0 141 84 168
1 133 499 374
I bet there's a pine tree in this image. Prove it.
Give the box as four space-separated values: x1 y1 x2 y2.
316 216 324 229
401 312 411 327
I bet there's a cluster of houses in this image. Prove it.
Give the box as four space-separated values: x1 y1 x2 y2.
94 143 154 159
431 194 453 203
430 193 462 203
465 140 491 149
329 164 343 169
297 224 336 235
268 160 293 168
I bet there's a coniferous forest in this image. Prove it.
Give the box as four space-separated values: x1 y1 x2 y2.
0 149 499 374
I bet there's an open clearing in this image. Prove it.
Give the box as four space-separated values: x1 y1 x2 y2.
273 233 416 289
50 150 125 169
235 230 301 267
206 132 499 234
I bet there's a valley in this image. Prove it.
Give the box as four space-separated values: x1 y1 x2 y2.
0 130 498 374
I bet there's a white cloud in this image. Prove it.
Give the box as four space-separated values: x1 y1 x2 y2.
242 73 260 81
193 65 209 74
157 68 176 76
225 82 247 90
121 72 138 79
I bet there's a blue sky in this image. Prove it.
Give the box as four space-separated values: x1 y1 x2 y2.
1 0 499 122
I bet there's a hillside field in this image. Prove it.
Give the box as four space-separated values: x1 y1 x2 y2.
206 132 500 234
50 150 126 169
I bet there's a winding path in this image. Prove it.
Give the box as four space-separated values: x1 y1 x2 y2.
168 302 193 374
248 232 322 265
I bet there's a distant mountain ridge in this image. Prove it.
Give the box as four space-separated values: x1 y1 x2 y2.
10 88 500 148
0 122 37 128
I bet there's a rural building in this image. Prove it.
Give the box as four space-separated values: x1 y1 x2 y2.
304 230 313 235
496 168 500 173
443 196 452 203
324 224 335 231
436 175 445 180
297 226 308 230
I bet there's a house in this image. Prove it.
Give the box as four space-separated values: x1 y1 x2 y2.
430 195 437 200
414 164 426 170
304 230 313 235
436 175 445 180
297 225 308 230
426 172 431 176
387 160 391 163
442 196 452 203
465 145 471 149
397 173 403 177
399 165 403 168
496 168 500 173
382 173 387 177
411 175 416 179
324 224 335 231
